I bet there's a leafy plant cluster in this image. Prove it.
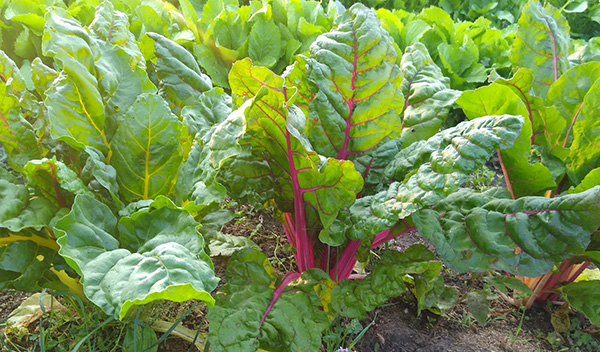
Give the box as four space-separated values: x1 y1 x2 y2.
0 0 600 351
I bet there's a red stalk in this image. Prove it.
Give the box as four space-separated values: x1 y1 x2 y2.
258 272 301 329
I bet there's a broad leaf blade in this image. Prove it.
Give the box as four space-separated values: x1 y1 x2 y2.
110 93 184 201
510 0 570 98
145 33 212 109
55 195 219 319
207 249 331 352
558 280 600 327
400 43 461 147
414 186 600 277
456 83 556 197
349 115 524 238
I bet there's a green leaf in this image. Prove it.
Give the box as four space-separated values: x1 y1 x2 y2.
89 1 144 69
110 93 184 201
122 323 158 352
566 78 600 183
331 244 442 319
45 63 110 155
193 42 233 89
248 19 282 68
205 231 259 257
42 10 99 73
546 62 600 150
31 57 58 96
456 83 556 197
95 45 157 126
0 83 41 171
207 249 331 352
414 186 600 277
510 0 570 97
224 58 363 244
400 43 461 147
569 168 600 194
465 290 490 325
306 3 404 162
145 32 212 109
23 158 93 208
181 87 232 137
0 50 28 95
485 276 534 297
0 167 58 232
350 115 523 238
0 239 57 291
54 194 219 319
558 280 600 327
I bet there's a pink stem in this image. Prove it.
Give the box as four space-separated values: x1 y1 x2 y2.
258 272 301 329
330 239 362 282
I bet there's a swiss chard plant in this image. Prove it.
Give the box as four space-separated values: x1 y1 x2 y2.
200 4 600 350
454 0 600 326
0 2 231 345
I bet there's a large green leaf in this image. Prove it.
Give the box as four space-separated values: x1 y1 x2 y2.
0 167 58 232
565 78 600 183
546 62 600 150
510 0 570 98
89 1 143 69
331 244 444 319
23 158 93 208
54 194 219 319
399 43 461 147
306 3 404 167
414 186 600 277
0 81 41 170
45 62 109 155
248 19 282 68
558 280 600 327
110 93 184 201
221 58 363 245
348 115 523 238
457 83 556 197
207 249 331 352
144 33 212 109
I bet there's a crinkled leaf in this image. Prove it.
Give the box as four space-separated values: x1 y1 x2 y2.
569 168 600 194
349 115 523 238
306 3 404 166
207 249 331 352
110 93 184 201
413 186 600 277
145 32 212 109
400 43 461 147
223 59 363 244
331 244 442 319
31 57 58 96
94 45 156 125
181 87 232 137
558 280 600 328
89 1 143 69
42 10 99 72
54 194 218 319
510 0 570 98
457 83 555 197
0 50 27 95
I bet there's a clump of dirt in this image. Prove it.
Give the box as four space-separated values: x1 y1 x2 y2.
0 290 30 322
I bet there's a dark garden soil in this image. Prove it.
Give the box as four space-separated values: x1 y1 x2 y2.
1 208 599 351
